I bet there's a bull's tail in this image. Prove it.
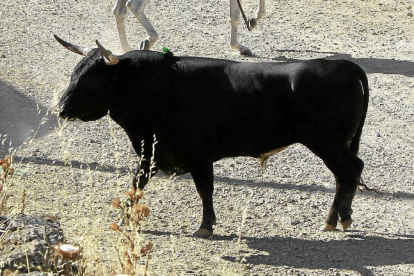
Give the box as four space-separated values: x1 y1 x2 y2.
347 63 380 193
349 63 369 155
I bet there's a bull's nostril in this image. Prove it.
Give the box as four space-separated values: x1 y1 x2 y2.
59 110 68 118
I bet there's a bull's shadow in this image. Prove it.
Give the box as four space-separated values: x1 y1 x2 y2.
273 51 414 77
222 233 414 276
0 80 58 157
212 174 414 201
11 157 411 201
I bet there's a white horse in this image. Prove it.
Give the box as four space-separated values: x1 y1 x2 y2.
113 0 266 56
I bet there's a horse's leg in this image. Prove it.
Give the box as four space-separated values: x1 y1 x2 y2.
127 0 159 50
113 0 134 53
248 0 266 30
230 0 252 56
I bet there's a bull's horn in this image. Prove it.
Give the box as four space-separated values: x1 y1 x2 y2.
54 34 89 56
95 40 119 66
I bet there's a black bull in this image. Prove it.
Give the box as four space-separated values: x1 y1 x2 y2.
55 36 369 238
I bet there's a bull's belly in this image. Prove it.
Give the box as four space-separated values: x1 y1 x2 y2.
154 142 290 177
212 127 295 160
156 146 289 177
159 166 189 178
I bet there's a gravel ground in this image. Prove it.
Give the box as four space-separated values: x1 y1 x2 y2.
1 0 414 275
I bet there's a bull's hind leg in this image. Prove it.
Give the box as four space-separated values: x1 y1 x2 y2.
113 0 134 53
310 143 364 231
248 0 266 30
127 0 159 50
230 0 253 56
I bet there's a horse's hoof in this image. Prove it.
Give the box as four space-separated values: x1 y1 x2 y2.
321 223 336 231
340 218 353 231
248 18 258 29
240 48 253 56
140 40 151 50
193 228 213 238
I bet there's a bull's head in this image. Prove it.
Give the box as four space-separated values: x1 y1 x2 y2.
55 35 120 122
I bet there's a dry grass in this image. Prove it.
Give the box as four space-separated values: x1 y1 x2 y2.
108 137 157 276
54 121 157 275
110 188 153 276
0 105 159 275
0 156 13 215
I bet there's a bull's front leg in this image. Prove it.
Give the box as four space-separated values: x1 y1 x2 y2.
132 159 158 190
127 0 159 50
131 138 158 190
113 0 134 53
230 0 252 56
190 163 216 238
248 0 266 30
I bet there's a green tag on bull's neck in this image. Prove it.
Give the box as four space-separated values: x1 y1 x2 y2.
159 47 173 57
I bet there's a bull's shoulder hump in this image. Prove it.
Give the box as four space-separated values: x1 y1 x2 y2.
178 56 237 68
123 50 181 64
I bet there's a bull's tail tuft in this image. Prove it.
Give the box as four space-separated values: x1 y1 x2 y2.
358 178 381 194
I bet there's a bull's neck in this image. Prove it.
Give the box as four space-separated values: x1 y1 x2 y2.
108 96 152 142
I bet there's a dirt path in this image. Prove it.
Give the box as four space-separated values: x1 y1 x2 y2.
1 0 414 275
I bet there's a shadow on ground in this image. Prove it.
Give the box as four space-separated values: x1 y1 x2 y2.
10 153 414 201
273 51 414 77
12 154 130 175
214 175 414 201
0 80 58 157
222 233 414 276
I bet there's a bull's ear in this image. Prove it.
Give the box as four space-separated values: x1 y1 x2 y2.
95 40 120 66
54 35 89 56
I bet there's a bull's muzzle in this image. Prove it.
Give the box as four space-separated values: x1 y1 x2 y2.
58 109 68 119
56 108 75 121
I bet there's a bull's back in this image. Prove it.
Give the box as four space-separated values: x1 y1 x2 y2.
172 59 364 153
135 56 366 162
166 59 298 157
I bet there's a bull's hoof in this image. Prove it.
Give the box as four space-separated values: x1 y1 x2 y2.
193 228 213 238
240 48 253 56
248 18 258 29
321 223 337 231
340 218 353 231
140 40 151 50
